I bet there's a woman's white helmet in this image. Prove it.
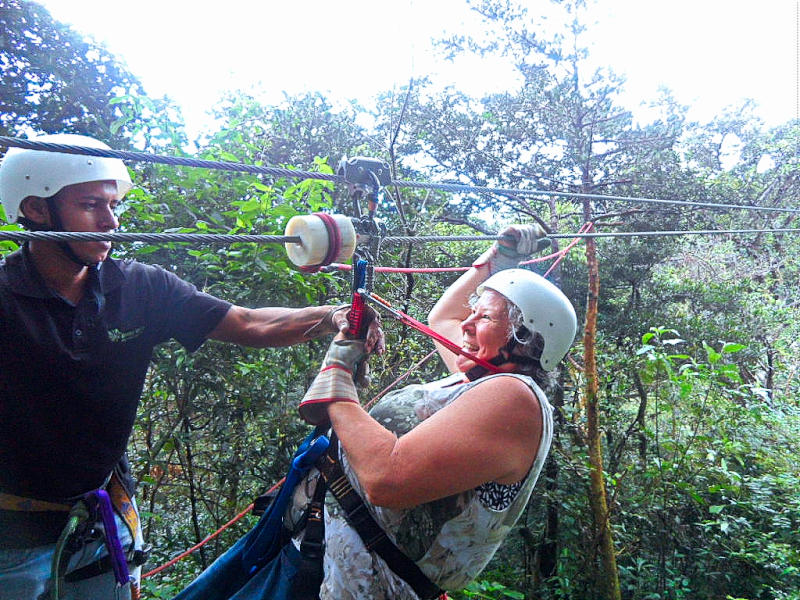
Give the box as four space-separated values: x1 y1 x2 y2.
478 268 578 371
0 133 132 223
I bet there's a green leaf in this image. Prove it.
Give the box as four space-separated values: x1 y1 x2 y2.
722 342 746 354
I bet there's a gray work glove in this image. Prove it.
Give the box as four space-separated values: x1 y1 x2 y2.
473 223 551 274
298 339 367 425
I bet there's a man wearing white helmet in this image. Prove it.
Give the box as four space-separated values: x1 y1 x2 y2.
0 134 383 600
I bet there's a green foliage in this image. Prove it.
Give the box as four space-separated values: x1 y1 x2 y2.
451 579 526 599
3 2 800 599
0 0 147 142
608 328 800 599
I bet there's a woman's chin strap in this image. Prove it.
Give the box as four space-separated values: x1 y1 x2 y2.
463 339 538 382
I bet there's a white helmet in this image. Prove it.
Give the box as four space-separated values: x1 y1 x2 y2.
0 134 132 223
478 268 578 371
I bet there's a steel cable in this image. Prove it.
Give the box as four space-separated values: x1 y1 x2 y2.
1 137 797 214
1 228 800 245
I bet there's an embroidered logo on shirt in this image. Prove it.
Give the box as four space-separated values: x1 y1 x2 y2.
108 326 145 343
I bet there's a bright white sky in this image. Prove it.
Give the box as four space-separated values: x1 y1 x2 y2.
35 0 799 138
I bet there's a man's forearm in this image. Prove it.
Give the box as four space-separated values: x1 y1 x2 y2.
207 305 342 347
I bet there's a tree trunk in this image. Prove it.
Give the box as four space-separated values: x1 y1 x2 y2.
583 200 621 600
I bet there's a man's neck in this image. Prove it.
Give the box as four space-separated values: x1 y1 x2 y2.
28 241 89 304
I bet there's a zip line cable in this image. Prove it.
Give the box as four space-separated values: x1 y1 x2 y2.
0 136 342 183
1 227 799 244
391 180 800 214
0 231 301 244
2 228 800 246
1 136 798 215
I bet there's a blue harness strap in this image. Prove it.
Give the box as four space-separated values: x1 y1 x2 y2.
240 433 330 574
174 430 330 600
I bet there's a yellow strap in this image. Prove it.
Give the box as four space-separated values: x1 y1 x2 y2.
108 472 139 541
0 491 72 512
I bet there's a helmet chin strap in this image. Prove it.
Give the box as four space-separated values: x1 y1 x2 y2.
464 337 539 382
464 353 508 382
19 199 102 268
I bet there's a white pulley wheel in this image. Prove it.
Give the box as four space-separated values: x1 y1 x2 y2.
284 213 356 268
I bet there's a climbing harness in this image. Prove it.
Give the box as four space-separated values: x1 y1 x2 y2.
171 423 447 600
45 484 139 599
240 434 330 574
0 492 72 513
0 476 146 598
316 434 444 600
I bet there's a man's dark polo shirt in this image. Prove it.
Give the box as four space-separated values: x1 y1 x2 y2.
0 245 232 500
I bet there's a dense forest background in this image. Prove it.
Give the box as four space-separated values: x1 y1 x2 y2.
1 0 799 598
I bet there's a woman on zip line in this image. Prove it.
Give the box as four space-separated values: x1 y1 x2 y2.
292 224 578 598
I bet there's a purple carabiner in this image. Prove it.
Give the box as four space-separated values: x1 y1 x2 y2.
94 488 131 587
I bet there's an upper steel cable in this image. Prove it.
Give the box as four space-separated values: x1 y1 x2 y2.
1 137 797 215
0 136 341 182
390 180 800 214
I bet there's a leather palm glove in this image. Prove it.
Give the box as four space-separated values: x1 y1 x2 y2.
473 223 550 274
299 338 367 425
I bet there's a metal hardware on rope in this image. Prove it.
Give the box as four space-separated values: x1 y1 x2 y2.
338 156 390 259
338 157 392 218
336 157 391 335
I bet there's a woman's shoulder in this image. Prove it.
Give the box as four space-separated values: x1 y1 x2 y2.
469 373 551 415
476 372 542 396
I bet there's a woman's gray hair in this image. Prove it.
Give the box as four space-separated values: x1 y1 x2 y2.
468 291 553 390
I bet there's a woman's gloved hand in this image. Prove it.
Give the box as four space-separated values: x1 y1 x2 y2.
298 337 367 425
473 223 550 275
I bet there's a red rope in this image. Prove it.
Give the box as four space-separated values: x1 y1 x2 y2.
538 222 594 277
365 295 504 375
142 478 283 579
329 225 592 274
